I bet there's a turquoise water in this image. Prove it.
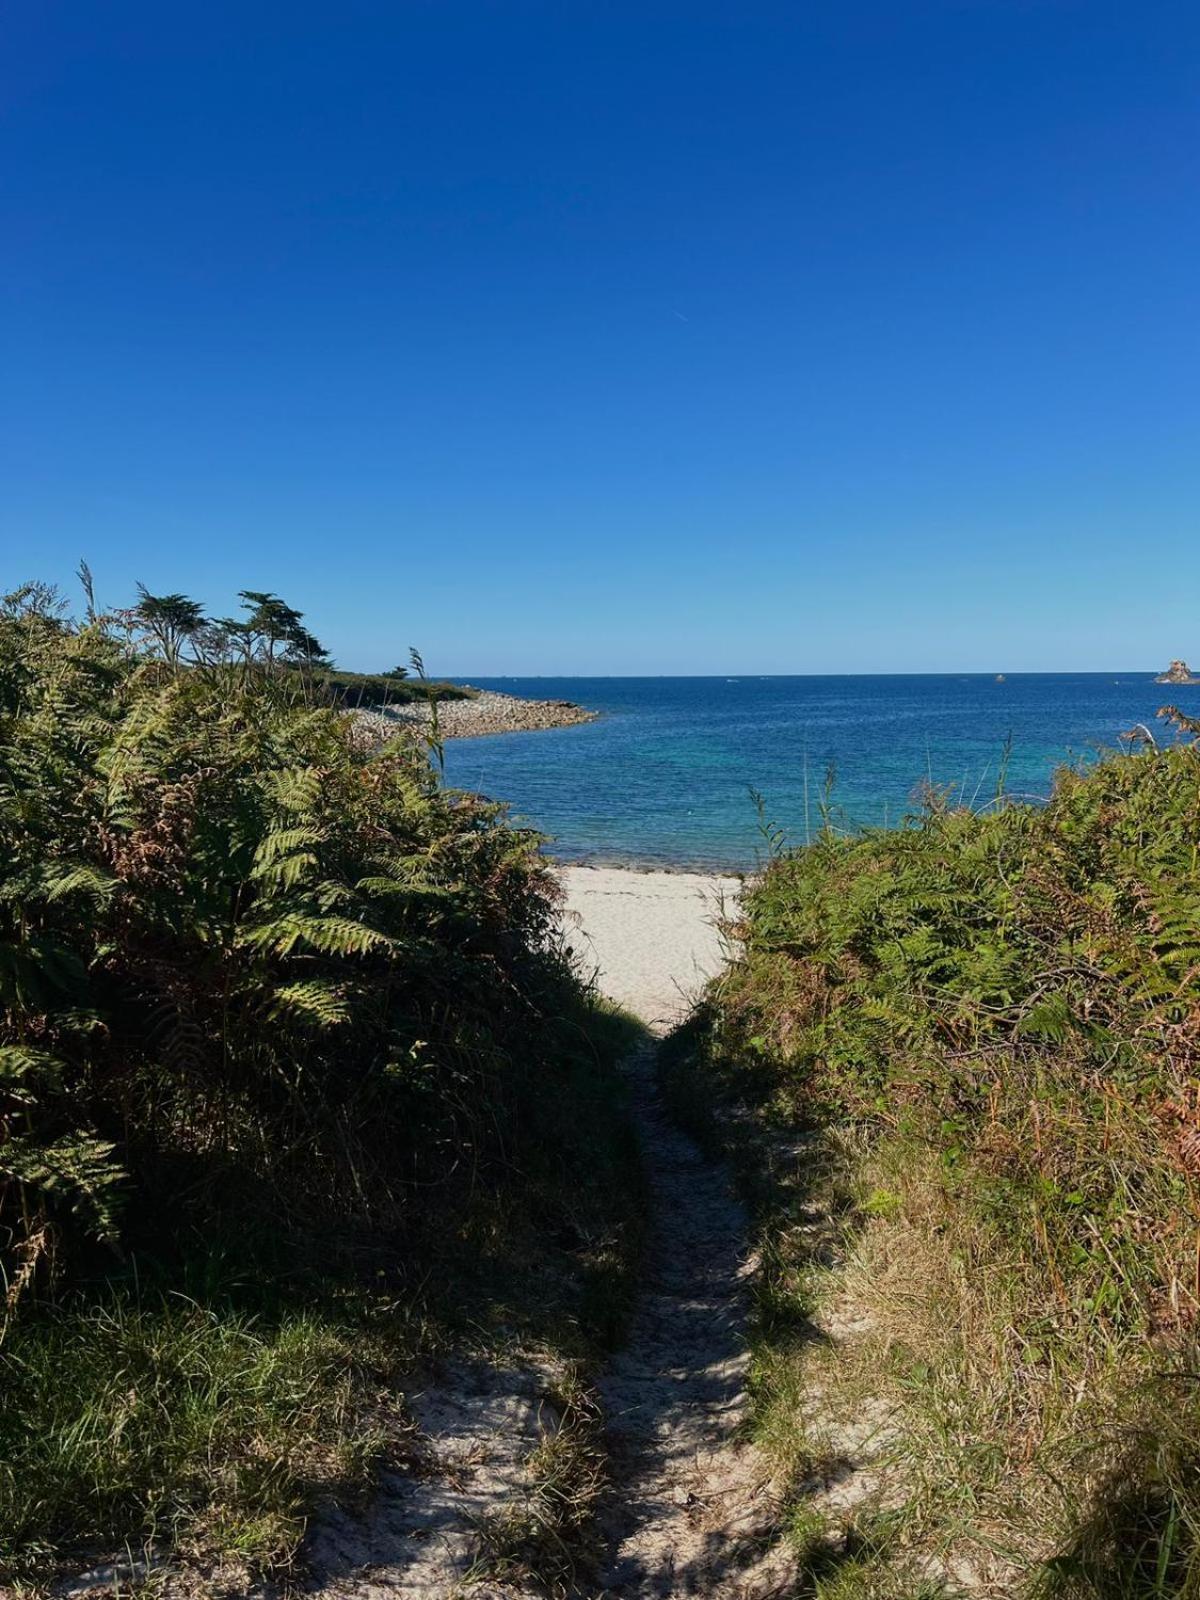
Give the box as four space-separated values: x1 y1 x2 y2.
441 674 1185 871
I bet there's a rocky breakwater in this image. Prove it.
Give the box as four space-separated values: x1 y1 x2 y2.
354 688 599 742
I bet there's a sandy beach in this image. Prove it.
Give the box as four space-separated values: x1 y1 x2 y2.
560 865 742 1030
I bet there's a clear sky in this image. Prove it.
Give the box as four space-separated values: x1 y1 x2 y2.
3 1 1197 674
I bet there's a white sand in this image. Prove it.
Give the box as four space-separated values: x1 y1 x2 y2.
560 866 742 1031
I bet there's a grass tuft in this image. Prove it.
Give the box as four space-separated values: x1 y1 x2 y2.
0 1297 382 1577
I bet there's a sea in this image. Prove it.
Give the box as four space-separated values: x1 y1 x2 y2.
440 674 1187 872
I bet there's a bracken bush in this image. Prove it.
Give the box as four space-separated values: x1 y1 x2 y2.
0 581 640 1577
672 729 1200 1597
0 581 569 1285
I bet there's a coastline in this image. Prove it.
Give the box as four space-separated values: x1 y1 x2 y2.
553 851 754 875
438 674 1186 872
356 687 598 741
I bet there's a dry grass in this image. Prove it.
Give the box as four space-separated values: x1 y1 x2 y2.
697 1089 1200 1597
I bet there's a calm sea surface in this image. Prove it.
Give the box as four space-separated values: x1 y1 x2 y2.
441 675 1186 871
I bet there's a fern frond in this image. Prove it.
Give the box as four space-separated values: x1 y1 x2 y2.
0 1046 65 1102
42 863 121 906
267 766 325 814
237 913 392 958
0 1134 125 1245
355 876 454 903
269 980 351 1028
252 826 326 866
250 850 319 889
1158 705 1200 739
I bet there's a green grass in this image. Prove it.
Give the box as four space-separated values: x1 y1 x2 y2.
0 1297 382 1578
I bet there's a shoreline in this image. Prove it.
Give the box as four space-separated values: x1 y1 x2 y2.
555 853 751 878
356 687 599 741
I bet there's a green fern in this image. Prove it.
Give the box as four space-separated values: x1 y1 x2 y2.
269 981 351 1029
0 1134 124 1246
236 913 393 959
0 582 570 1317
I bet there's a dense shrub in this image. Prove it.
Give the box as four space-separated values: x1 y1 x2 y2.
0 586 568 1296
0 583 639 1575
307 663 473 707
685 739 1200 1594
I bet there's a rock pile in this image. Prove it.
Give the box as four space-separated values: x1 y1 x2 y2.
353 688 598 743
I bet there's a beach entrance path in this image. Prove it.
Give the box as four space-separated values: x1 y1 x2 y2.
562 866 795 1597
298 864 794 1599
592 1041 794 1597
559 866 741 1032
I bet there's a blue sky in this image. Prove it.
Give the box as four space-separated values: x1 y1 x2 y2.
3 1 1197 674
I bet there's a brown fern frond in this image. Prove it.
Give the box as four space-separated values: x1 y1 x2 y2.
1158 705 1200 739
2 1216 51 1330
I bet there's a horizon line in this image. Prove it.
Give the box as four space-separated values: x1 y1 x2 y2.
437 668 1172 681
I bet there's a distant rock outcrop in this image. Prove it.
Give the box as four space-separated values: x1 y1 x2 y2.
1155 660 1200 685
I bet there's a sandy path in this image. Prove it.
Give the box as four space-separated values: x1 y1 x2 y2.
295 866 792 1600
303 1358 559 1599
595 1045 792 1598
562 868 792 1596
560 867 741 1031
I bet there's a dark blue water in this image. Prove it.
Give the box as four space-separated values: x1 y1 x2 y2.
441 675 1183 870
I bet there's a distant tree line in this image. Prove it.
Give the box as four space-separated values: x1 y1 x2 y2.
75 563 467 706
126 582 332 670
